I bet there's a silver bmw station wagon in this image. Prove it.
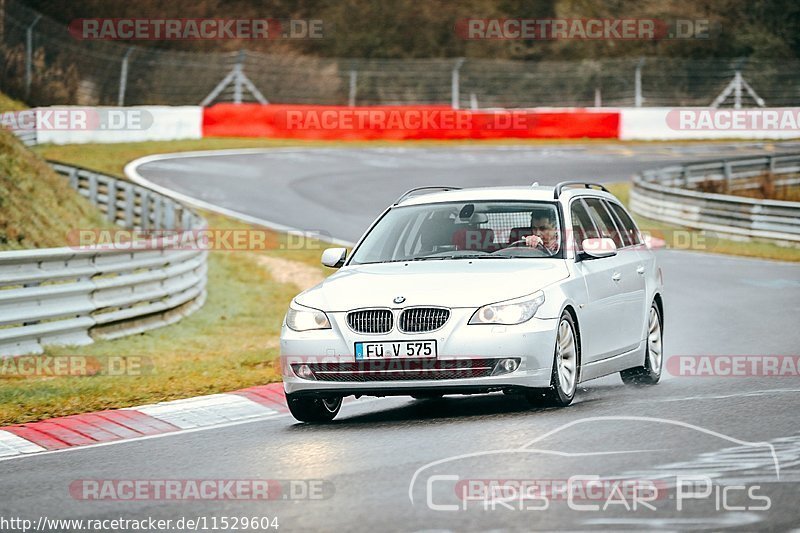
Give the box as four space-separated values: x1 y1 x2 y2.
280 182 664 422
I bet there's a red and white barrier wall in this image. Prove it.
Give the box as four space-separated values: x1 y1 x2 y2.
201 104 620 140
10 104 799 144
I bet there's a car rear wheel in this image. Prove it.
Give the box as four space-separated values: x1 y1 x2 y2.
620 303 663 386
286 394 342 423
527 311 579 407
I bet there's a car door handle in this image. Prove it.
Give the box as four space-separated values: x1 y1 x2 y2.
636 265 646 275
612 272 622 282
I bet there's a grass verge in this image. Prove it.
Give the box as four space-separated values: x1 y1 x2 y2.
0 128 113 250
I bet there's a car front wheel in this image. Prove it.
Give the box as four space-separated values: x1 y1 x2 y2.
527 311 579 407
621 303 663 385
286 394 342 423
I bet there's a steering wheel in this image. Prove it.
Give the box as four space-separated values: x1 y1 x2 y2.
506 238 556 256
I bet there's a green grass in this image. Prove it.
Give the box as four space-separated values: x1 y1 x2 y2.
0 129 114 250
0 89 114 250
0 92 26 112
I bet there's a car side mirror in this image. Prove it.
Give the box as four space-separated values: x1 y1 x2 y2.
321 247 347 268
578 238 617 260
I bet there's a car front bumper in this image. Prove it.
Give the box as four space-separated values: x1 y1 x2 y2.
280 308 560 396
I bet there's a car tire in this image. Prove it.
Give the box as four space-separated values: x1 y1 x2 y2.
286 394 342 423
527 311 579 407
620 303 663 386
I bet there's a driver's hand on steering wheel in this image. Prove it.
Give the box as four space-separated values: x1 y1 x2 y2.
523 235 544 248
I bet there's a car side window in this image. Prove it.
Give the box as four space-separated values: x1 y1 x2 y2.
606 201 642 245
570 200 599 252
583 197 624 249
603 201 633 247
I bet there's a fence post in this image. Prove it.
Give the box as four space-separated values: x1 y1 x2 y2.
118 47 134 106
451 58 465 109
348 70 357 107
634 58 644 107
594 87 602 107
25 14 42 99
733 71 742 109
233 50 245 104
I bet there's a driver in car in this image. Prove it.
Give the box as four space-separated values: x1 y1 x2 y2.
523 209 560 254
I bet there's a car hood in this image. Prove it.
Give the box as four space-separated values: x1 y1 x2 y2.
295 259 569 311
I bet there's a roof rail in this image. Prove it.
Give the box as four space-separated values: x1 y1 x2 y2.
393 186 462 205
553 181 609 199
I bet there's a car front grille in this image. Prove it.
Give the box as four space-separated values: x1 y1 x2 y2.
296 359 500 382
399 307 450 333
346 309 393 334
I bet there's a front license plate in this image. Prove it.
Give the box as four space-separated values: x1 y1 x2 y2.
355 340 437 360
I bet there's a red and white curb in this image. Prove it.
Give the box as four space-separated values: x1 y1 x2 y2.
0 383 290 459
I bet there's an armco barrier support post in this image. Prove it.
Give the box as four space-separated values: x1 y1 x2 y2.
724 162 733 193
87 172 98 204
124 184 135 228
140 190 151 230
154 197 163 230
106 179 117 222
165 202 175 229
68 167 78 190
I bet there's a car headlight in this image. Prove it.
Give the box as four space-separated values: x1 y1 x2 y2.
285 301 331 331
469 291 545 325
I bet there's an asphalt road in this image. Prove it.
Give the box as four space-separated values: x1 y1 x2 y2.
2 142 800 532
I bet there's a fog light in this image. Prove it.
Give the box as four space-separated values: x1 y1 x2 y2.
294 364 316 380
492 358 520 376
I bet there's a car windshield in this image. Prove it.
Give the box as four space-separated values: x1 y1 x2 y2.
349 201 562 264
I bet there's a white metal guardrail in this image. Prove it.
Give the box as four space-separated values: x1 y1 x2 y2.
0 163 207 356
631 153 800 245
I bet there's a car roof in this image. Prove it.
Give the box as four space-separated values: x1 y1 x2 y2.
397 185 620 206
